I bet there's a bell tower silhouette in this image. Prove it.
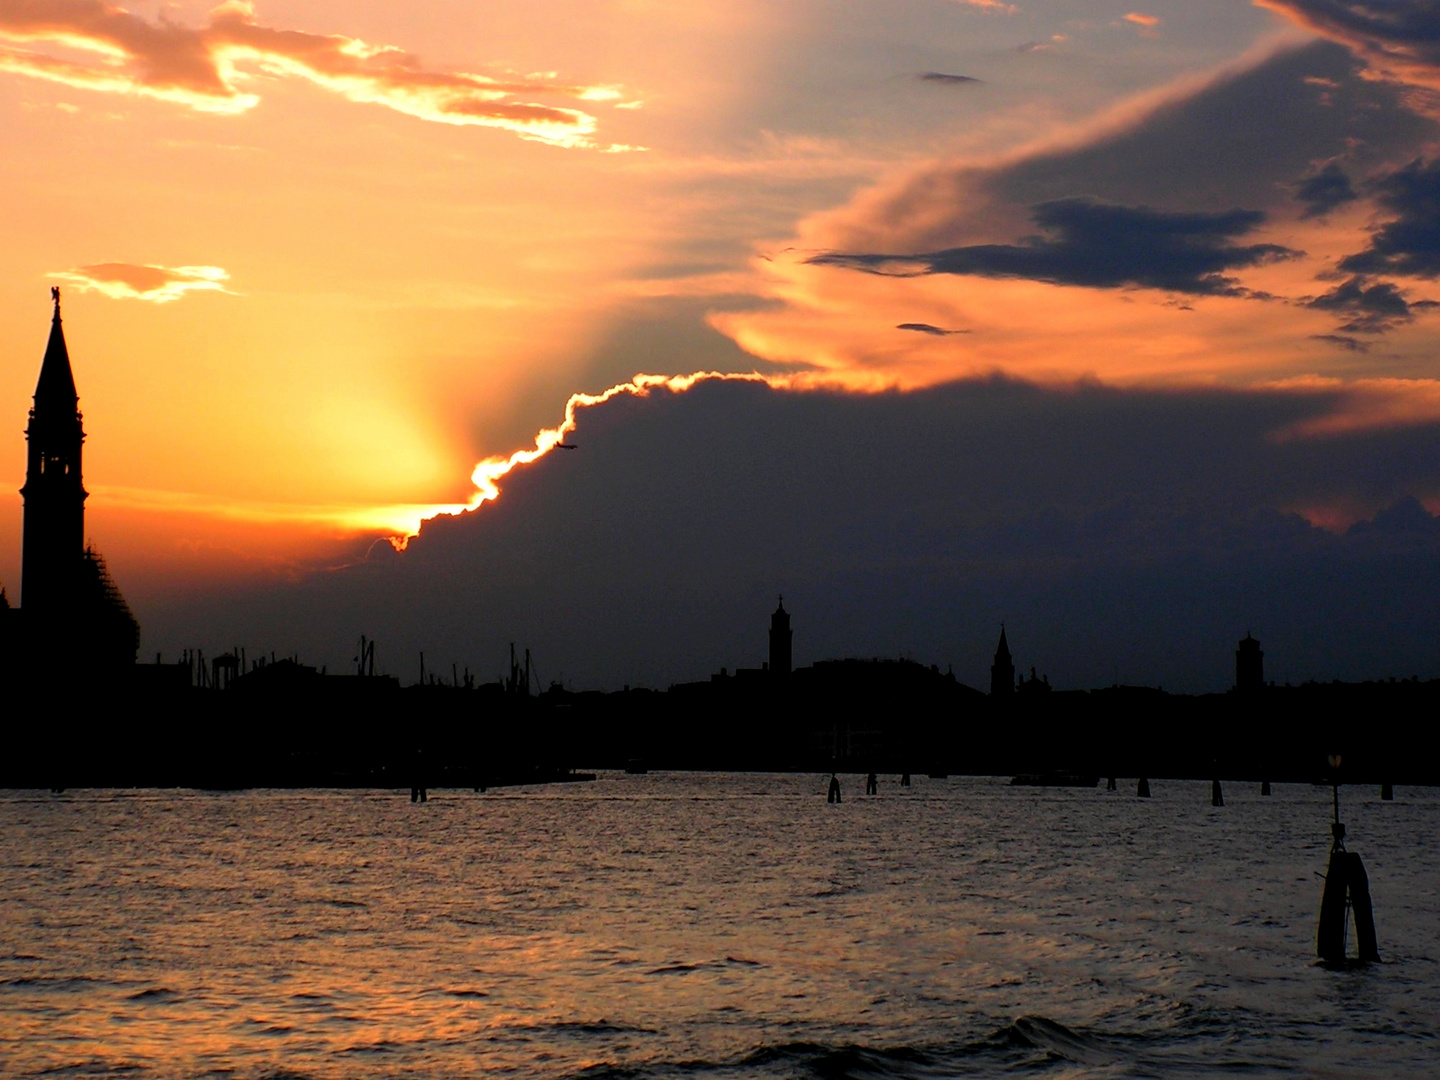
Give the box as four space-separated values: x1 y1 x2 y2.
769 597 792 676
990 624 1014 696
1235 632 1263 693
20 288 88 613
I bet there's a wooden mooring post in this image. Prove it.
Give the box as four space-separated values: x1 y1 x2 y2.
1316 755 1379 966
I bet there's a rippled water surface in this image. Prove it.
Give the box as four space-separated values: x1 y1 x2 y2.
1 775 1436 1078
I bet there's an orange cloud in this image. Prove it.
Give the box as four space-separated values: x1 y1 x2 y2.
1256 0 1440 91
701 38 1440 398
48 262 231 302
951 0 1019 13
1122 12 1161 36
1266 376 1440 438
710 251 1324 392
0 0 633 148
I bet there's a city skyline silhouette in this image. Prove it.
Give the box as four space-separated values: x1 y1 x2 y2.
6 290 1440 707
2 2 1440 695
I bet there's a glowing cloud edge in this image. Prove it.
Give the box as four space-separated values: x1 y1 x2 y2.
47 264 233 303
395 370 796 546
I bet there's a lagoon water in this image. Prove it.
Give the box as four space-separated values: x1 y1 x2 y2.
1 775 1436 1079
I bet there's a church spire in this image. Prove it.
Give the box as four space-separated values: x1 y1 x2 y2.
35 286 78 409
20 287 88 612
990 623 1014 696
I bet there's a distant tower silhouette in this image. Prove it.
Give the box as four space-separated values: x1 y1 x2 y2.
1236 632 1263 692
990 625 1014 696
21 288 87 612
769 597 792 676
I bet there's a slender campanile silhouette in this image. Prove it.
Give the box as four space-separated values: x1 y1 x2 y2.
769 598 792 677
1236 633 1263 692
990 625 1014 696
21 288 87 612
10 289 139 671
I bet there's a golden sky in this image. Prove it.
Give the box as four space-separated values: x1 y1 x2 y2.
2 0 1438 615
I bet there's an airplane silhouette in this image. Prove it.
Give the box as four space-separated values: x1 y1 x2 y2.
556 441 578 450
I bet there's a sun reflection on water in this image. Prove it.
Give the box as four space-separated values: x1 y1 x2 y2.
1 776 1436 1078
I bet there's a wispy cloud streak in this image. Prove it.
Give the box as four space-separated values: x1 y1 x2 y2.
812 199 1297 296
950 0 1018 13
0 0 632 147
48 262 231 302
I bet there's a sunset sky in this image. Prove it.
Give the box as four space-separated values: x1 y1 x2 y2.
3 0 1440 689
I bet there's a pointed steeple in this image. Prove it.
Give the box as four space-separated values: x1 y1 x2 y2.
14 289 137 665
21 287 88 613
990 623 1014 696
35 286 78 408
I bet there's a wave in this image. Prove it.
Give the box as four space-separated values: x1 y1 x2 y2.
644 957 767 976
546 1020 660 1037
1 974 101 991
980 1014 1116 1067
736 1040 934 1077
560 1017 1135 1079
125 987 180 1002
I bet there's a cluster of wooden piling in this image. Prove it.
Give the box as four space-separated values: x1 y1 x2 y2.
400 763 1395 971
1318 841 1379 965
806 767 1390 969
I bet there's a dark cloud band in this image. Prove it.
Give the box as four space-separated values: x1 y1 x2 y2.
896 323 968 335
812 198 1297 295
1258 1 1440 90
1339 158 1440 278
919 71 981 84
1307 275 1437 333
